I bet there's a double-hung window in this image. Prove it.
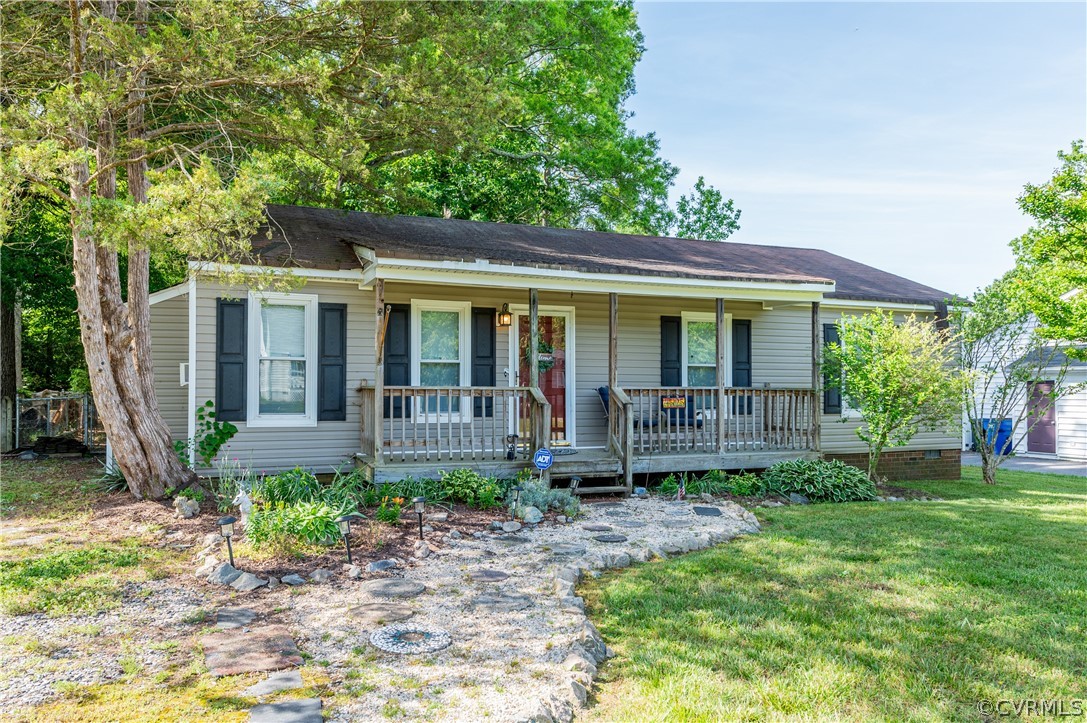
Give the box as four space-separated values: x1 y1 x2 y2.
681 311 731 388
247 292 318 426
411 300 470 420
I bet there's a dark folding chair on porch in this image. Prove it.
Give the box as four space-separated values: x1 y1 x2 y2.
597 387 659 428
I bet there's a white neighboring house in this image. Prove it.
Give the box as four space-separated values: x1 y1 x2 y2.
1013 348 1087 461
963 311 1087 462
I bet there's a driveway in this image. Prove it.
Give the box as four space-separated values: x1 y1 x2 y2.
962 452 1087 477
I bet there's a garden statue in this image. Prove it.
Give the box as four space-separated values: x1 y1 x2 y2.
232 488 253 526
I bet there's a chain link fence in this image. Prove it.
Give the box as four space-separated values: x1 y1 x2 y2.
15 394 106 451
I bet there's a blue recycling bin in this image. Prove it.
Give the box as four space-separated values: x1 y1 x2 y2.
981 418 1014 455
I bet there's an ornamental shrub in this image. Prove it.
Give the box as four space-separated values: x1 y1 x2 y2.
246 499 347 547
438 469 505 509
507 478 580 518
762 459 876 503
253 467 322 506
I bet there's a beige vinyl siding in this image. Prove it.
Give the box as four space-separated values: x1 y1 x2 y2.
194 279 375 474
1055 371 1087 461
149 292 189 442
819 307 960 454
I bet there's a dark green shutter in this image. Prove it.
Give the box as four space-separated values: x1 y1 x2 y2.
215 298 247 422
317 303 347 421
383 304 411 418
823 323 842 414
732 319 752 414
661 316 682 386
732 320 751 386
471 307 496 417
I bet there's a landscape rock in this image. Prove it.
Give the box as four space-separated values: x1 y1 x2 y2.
489 521 504 531
309 568 333 583
502 520 523 533
428 512 449 522
700 492 715 503
521 506 544 524
346 565 362 579
447 530 462 540
206 562 242 586
173 497 200 519
788 493 810 505
230 572 268 592
281 574 306 586
367 559 398 573
194 556 220 579
266 576 279 591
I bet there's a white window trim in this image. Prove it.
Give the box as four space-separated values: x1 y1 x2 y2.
410 299 472 423
246 291 319 428
681 311 732 387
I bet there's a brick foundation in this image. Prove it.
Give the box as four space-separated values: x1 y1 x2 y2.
824 448 961 481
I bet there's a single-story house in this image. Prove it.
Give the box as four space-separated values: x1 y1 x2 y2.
149 205 961 491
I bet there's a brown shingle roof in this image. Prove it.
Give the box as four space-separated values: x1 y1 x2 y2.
254 204 953 305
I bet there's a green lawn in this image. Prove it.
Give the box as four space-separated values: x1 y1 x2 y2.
582 468 1087 722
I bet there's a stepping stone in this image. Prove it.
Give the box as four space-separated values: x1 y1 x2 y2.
662 520 693 528
216 607 256 629
614 520 647 529
693 506 723 517
360 579 426 598
493 535 529 545
472 592 532 612
348 602 414 626
202 625 302 677
248 698 322 723
582 524 613 532
242 669 304 697
468 569 509 583
547 543 587 556
604 509 630 517
594 502 622 508
593 534 628 543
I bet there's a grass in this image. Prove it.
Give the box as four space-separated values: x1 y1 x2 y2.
582 467 1087 722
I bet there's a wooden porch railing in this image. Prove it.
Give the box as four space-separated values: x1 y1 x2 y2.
359 386 551 465
624 387 817 455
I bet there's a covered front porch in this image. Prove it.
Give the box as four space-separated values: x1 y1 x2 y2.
356 281 825 490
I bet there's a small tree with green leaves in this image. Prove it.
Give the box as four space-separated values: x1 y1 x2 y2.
824 311 965 481
954 274 1084 484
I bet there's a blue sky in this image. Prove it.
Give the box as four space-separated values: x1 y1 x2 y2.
628 2 1086 296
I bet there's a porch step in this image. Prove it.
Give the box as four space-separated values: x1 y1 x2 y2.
549 455 622 479
571 485 630 496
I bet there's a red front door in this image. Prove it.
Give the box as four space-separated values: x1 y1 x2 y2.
1027 381 1057 454
518 314 568 444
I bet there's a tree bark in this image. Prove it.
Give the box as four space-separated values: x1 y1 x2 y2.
66 0 195 499
0 298 17 452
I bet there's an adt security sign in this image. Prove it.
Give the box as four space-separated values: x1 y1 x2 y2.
533 448 554 471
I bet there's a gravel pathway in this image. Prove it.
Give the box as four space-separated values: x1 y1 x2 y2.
0 579 211 710
289 497 760 722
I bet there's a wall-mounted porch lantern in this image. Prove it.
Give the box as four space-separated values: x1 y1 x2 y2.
496 303 513 329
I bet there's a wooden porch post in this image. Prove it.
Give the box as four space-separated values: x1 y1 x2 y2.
811 301 821 452
716 298 726 454
608 293 618 392
528 288 540 390
373 279 385 468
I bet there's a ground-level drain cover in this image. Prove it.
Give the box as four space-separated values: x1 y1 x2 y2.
370 624 452 655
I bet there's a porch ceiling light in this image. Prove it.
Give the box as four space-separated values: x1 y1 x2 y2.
497 303 513 329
